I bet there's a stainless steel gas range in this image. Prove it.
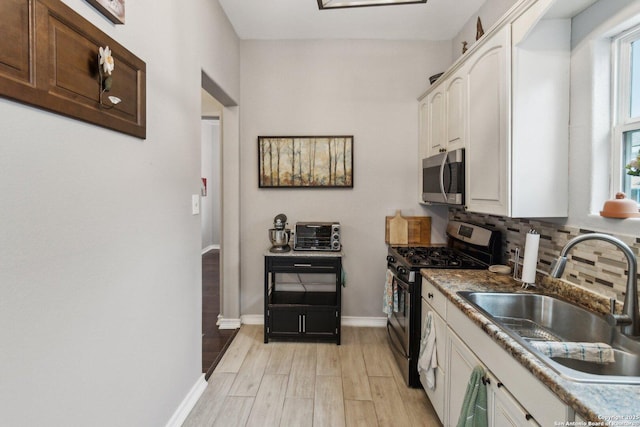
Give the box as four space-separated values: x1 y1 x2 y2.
385 220 502 388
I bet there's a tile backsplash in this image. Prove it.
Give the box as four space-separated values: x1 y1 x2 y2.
450 209 640 303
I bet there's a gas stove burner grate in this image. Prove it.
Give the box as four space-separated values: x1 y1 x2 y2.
391 246 486 269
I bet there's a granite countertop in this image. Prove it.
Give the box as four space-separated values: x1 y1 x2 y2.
420 269 640 425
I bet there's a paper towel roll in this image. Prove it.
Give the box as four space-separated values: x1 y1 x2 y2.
521 231 540 284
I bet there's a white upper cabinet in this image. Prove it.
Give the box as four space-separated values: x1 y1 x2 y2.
426 89 446 156
419 68 466 160
417 0 586 217
465 25 510 216
465 4 571 218
445 72 465 151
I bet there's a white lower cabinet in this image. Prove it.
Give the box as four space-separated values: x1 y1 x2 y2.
421 278 571 427
448 333 540 427
447 330 485 426
420 281 448 422
489 371 540 427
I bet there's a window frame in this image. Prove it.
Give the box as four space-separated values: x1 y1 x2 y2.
612 25 640 202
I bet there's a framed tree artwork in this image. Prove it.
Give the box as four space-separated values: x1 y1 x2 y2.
86 0 125 24
258 136 354 188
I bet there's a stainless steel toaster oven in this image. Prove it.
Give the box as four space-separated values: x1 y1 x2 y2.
293 222 341 251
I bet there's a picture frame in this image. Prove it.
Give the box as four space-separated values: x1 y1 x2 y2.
86 0 125 24
258 136 353 188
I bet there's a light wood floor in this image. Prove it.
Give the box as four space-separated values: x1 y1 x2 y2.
183 325 442 427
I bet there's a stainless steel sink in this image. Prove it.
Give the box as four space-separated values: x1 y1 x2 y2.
458 291 640 384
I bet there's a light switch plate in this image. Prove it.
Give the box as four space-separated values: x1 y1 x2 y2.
192 194 200 215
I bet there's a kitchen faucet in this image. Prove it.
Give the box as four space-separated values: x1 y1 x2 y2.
549 233 639 337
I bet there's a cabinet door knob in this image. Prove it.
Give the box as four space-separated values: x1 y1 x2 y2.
428 293 434 299
481 376 490 385
497 382 504 388
525 414 533 421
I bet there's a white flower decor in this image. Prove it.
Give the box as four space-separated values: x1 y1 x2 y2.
98 45 118 106
99 46 115 75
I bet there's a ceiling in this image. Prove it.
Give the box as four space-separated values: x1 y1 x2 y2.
218 0 486 41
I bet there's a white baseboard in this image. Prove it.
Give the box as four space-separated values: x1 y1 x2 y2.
237 315 387 328
201 244 220 254
241 314 264 325
342 316 388 327
165 374 207 427
217 316 241 329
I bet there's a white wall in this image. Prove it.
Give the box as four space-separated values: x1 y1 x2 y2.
452 0 518 61
194 0 242 324
196 0 241 103
567 0 640 236
239 40 451 318
0 1 239 426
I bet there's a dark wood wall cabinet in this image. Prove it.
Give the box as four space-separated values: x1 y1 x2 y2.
0 0 146 139
264 253 342 345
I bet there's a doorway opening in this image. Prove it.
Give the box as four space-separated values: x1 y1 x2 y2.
200 70 240 379
200 113 233 377
200 83 237 379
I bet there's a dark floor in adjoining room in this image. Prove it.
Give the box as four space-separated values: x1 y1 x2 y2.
202 249 236 378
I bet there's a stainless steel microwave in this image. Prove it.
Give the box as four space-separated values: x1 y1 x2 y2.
422 148 465 205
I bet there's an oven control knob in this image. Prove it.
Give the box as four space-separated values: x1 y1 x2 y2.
386 255 395 263
398 266 407 275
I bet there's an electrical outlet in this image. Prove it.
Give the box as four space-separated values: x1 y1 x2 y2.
192 194 200 215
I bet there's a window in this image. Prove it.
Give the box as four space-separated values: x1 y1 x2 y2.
613 27 640 204
623 130 640 202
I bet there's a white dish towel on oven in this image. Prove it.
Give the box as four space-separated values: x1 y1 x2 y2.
418 311 438 389
382 269 398 317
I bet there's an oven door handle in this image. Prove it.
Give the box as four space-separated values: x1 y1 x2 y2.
439 151 449 203
393 274 410 293
386 322 409 360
